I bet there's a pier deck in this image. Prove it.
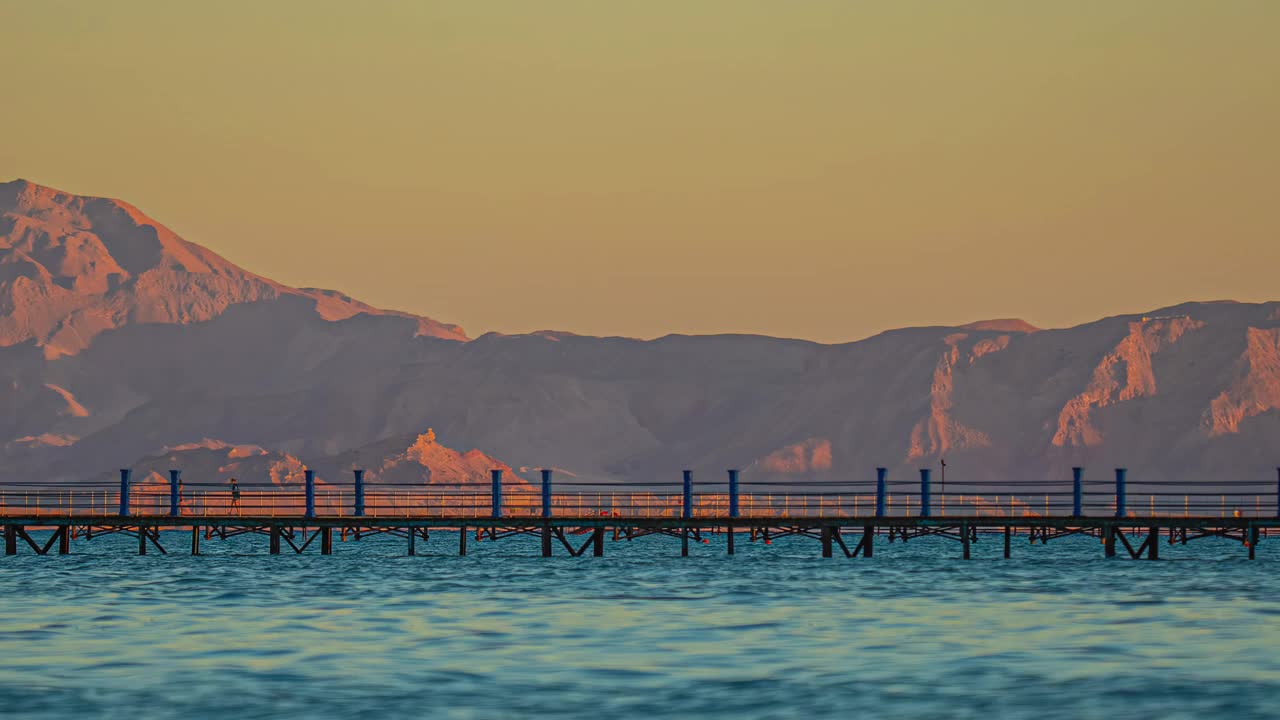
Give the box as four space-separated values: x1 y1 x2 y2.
3 466 1278 559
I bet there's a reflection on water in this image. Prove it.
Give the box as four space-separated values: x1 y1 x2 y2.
1 531 1277 718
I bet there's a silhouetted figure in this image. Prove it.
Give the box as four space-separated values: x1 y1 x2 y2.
229 478 241 514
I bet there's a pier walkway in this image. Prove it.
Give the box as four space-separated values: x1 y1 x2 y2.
3 467 1278 559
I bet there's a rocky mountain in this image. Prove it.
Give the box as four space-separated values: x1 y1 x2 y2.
3 179 1278 489
85 432 529 515
0 178 465 358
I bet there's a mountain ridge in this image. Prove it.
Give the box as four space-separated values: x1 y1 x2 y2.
0 178 466 357
2 179 1278 486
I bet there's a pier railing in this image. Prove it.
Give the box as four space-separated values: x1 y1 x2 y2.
1 467 1278 520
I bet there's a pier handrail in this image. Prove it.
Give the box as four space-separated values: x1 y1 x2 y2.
2 467 1278 520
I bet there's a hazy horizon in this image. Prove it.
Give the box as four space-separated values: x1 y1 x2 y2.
4 2 1277 343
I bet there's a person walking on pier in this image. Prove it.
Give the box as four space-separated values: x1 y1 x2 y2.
229 478 241 515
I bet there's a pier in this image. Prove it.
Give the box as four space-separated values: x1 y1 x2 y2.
2 467 1278 559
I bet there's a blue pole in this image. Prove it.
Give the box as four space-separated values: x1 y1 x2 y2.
168 469 181 517
491 469 503 518
682 470 693 519
1072 467 1084 517
304 469 316 519
1115 468 1127 518
119 469 131 516
875 467 887 517
919 468 931 518
541 469 552 518
728 469 740 518
353 469 365 517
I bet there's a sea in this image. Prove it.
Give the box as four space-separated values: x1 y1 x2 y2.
1 529 1277 718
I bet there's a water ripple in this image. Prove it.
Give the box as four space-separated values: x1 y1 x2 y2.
1 530 1278 718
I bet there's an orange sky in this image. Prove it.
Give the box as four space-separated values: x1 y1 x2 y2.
2 2 1277 342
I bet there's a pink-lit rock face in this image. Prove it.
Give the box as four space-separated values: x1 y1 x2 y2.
1203 327 1280 436
907 333 992 460
1051 317 1204 447
327 429 531 489
753 438 833 473
102 440 308 489
0 179 465 357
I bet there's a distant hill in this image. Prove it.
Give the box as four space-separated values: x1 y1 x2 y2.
3 179 1278 487
0 178 465 358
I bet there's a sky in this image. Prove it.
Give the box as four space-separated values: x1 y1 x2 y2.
2 1 1277 342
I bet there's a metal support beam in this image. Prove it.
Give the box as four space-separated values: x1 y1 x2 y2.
139 526 147 555
191 525 200 555
304 470 316 519
1115 468 1127 518
541 469 552 519
541 522 552 557
5 525 16 555
1004 526 1011 559
120 469 132 516
459 525 467 556
821 525 833 558
726 523 735 555
728 469 739 518
593 528 604 557
1072 467 1084 517
920 468 932 518
682 470 693 520
353 469 366 517
681 525 689 557
169 469 181 517
321 527 333 555
491 470 503 519
58 526 70 555
407 527 416 556
1148 526 1159 560
962 522 971 559
875 468 887 518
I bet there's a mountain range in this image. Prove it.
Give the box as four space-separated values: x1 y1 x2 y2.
3 178 1278 489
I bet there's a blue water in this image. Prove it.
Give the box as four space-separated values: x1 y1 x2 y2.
2 530 1278 718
